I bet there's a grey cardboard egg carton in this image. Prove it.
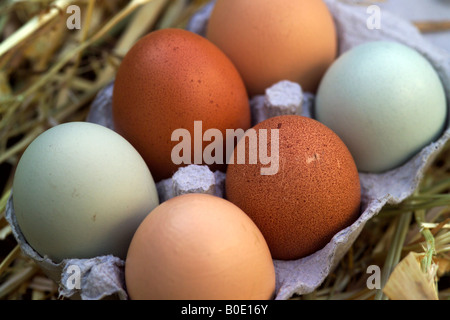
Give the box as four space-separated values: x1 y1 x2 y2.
5 0 450 300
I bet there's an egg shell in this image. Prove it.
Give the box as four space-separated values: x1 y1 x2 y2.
206 0 337 96
125 193 276 300
12 122 159 263
315 41 448 173
112 28 251 182
225 115 361 260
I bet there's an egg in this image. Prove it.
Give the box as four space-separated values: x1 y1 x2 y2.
112 28 251 182
315 41 448 173
206 0 337 96
12 122 159 262
225 115 361 260
125 193 276 300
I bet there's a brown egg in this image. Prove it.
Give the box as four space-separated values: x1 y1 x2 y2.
225 115 361 260
112 28 251 182
206 0 337 96
125 193 276 300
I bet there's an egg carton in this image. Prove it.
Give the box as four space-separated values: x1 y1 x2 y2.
6 0 450 300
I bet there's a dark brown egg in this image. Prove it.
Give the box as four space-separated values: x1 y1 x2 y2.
225 115 361 260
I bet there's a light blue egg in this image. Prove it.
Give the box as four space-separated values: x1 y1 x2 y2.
12 122 160 262
315 41 447 173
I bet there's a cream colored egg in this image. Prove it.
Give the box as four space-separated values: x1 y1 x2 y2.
12 122 159 262
125 193 276 300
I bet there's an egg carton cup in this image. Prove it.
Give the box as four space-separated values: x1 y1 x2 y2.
6 0 450 300
5 195 128 300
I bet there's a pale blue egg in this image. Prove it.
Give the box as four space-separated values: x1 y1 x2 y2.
12 122 160 262
315 41 447 173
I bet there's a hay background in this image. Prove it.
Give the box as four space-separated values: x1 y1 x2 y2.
0 0 449 300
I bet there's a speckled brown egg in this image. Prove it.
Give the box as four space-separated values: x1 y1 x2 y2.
225 115 361 260
112 28 251 182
